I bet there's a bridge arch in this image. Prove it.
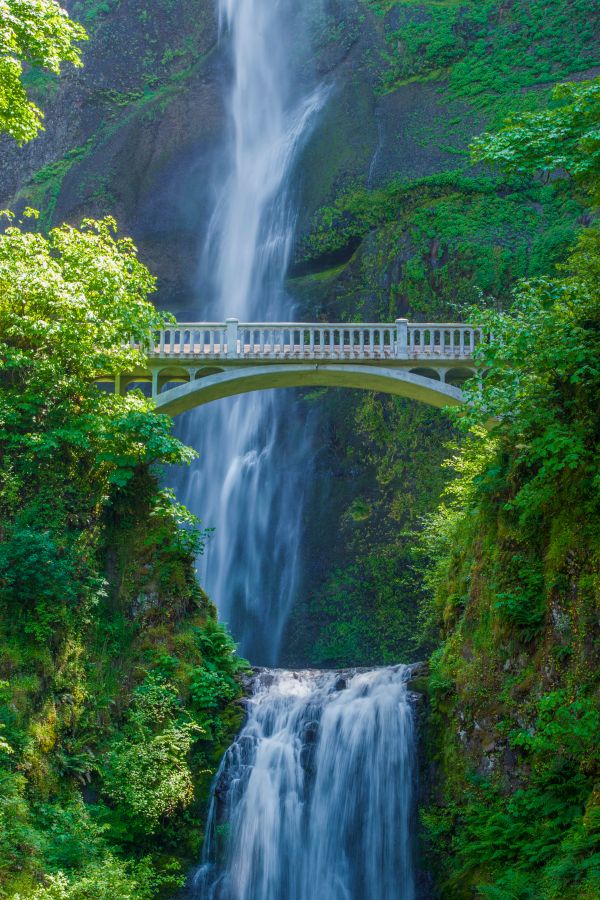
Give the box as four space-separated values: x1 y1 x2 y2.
151 363 467 417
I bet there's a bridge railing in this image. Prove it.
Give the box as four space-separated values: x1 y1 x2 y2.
146 319 485 361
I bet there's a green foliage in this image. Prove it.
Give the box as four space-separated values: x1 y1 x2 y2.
13 854 182 900
511 691 599 767
300 173 500 263
471 78 600 200
420 71 600 899
103 721 198 833
189 620 249 711
458 225 600 523
300 169 581 322
363 0 599 110
0 526 102 642
0 210 244 894
0 0 87 142
0 212 191 486
494 555 546 642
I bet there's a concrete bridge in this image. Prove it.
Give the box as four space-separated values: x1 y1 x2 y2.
101 319 484 415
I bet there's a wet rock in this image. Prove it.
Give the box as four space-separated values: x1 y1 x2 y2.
302 721 320 743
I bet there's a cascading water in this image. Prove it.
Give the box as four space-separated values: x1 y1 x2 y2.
192 666 417 900
174 0 326 664
178 7 420 896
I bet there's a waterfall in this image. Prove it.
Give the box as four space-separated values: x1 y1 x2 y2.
174 0 326 664
176 12 419 894
192 666 417 900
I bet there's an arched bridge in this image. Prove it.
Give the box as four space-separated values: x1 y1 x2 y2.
101 319 483 415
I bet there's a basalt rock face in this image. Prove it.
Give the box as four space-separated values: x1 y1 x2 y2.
0 0 223 313
1 0 480 315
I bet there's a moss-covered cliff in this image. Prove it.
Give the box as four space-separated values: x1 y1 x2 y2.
421 464 600 898
0 472 245 898
415 77 600 896
283 0 599 666
0 215 246 898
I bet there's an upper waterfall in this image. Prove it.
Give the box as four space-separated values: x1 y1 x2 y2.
206 0 326 319
174 0 327 663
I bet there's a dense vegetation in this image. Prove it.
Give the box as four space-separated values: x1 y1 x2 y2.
419 78 600 898
290 13 600 887
363 0 598 114
0 211 247 898
0 5 246 897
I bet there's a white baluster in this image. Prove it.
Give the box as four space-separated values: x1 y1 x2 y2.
226 318 238 359
396 319 408 358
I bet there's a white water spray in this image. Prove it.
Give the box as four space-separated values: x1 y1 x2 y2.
175 0 326 663
193 666 417 900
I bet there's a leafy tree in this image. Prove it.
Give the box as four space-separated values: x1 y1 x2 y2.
0 0 87 142
471 77 600 200
0 211 198 642
0 210 193 494
458 224 600 520
460 78 600 519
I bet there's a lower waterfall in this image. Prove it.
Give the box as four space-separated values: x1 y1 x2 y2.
192 666 417 900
